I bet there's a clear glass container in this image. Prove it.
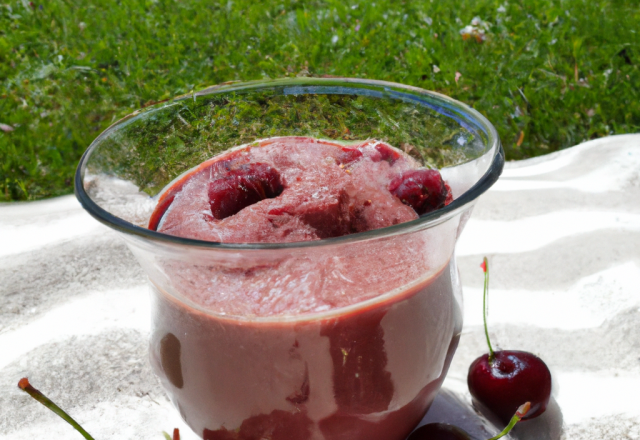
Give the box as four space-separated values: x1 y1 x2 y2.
75 78 503 440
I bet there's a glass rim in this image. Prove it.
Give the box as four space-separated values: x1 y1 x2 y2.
75 77 504 250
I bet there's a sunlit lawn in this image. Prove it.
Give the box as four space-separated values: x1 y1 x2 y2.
1 0 639 201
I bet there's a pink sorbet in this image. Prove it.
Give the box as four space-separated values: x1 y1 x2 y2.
150 137 451 244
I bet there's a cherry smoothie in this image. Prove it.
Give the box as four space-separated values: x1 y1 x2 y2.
146 137 462 440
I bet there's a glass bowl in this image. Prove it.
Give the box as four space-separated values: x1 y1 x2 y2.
75 78 503 440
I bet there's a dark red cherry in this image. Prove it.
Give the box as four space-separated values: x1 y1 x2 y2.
468 350 552 424
336 147 363 165
239 162 284 197
389 169 449 215
208 163 283 220
148 159 239 230
469 259 553 424
407 423 470 440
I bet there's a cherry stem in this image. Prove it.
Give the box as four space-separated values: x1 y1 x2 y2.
481 257 495 363
18 378 96 440
487 402 531 440
163 429 181 440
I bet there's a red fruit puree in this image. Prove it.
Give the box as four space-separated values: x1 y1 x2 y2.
147 137 462 440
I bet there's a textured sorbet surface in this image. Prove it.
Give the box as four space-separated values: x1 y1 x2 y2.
150 137 452 317
152 137 451 243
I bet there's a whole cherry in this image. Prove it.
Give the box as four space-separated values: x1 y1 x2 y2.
149 160 284 229
407 402 531 440
467 258 552 424
208 162 283 220
389 169 449 215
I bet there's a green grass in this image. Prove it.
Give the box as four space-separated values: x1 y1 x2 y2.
1 0 639 201
91 88 482 198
